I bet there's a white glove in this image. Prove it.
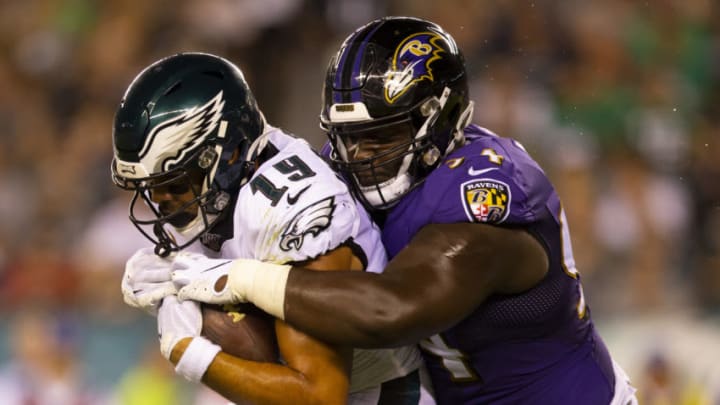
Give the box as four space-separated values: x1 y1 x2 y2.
172 251 291 319
170 251 240 304
121 247 176 315
157 295 202 359
157 295 220 382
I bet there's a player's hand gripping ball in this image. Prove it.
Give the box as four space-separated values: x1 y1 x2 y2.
201 303 278 362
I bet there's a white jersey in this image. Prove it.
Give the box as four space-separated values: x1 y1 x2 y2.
198 127 426 399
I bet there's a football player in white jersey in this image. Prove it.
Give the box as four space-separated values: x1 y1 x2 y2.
112 53 432 404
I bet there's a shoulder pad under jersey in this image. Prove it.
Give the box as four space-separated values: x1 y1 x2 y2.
414 126 556 226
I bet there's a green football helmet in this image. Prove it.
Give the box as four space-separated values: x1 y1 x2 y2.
111 52 266 256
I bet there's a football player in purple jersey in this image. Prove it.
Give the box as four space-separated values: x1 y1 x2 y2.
173 17 638 404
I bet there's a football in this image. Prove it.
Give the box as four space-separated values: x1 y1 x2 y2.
201 303 278 362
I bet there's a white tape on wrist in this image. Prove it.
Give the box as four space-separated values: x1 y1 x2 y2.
228 261 290 320
174 336 221 383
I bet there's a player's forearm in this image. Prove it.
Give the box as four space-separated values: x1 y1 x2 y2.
281 224 512 348
284 269 443 348
233 224 505 347
171 340 346 405
205 352 342 405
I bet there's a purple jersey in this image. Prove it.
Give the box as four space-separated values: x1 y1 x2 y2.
382 125 615 404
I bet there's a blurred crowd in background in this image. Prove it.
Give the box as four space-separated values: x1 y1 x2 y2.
0 0 719 404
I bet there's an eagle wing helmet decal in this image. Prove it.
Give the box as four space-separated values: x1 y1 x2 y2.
279 197 336 251
139 91 225 172
384 32 444 104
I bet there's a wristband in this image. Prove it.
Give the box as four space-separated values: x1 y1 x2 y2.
228 260 291 319
174 336 221 382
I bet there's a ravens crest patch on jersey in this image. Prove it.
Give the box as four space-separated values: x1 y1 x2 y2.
280 197 336 251
461 178 511 223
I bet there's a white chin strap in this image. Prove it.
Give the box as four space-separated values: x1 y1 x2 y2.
176 213 214 237
163 212 215 249
358 172 413 208
336 87 469 209
356 90 449 208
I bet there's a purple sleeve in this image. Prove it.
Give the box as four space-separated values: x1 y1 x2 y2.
423 136 556 227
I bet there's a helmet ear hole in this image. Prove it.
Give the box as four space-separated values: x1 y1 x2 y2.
227 147 241 165
448 103 460 124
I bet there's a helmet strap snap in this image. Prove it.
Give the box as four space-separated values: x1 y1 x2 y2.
198 147 218 169
213 191 231 211
422 146 441 167
420 98 440 116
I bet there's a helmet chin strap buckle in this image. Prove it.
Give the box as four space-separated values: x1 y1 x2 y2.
198 147 218 169
154 244 171 257
213 191 230 211
422 146 441 166
420 98 441 117
153 223 175 257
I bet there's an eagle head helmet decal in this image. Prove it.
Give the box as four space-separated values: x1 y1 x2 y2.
140 91 226 174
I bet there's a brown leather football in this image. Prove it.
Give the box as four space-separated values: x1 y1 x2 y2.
201 303 278 362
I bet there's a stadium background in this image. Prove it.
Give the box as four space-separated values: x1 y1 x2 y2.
0 0 718 403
